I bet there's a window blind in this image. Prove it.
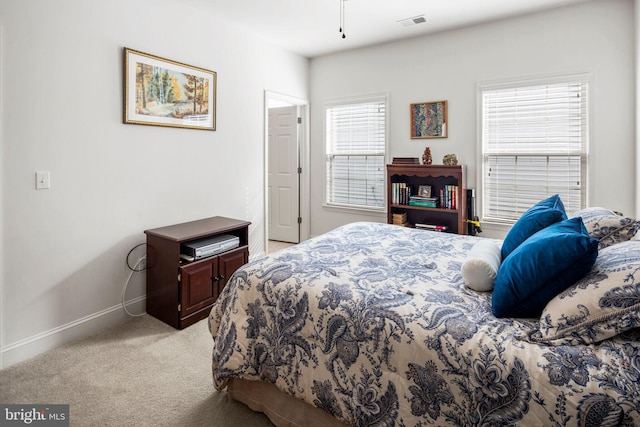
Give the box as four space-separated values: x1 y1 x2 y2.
481 78 588 223
325 97 386 209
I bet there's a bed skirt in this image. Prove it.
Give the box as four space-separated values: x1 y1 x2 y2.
227 379 346 427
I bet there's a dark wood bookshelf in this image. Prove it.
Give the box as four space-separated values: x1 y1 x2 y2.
387 164 466 234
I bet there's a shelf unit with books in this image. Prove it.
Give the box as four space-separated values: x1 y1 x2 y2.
386 164 467 234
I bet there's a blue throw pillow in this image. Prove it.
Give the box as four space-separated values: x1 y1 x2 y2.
492 217 598 318
500 194 567 260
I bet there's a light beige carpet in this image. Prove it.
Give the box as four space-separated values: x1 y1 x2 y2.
267 240 295 253
0 315 273 426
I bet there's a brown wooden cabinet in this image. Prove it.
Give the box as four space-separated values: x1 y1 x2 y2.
144 216 250 329
387 164 466 234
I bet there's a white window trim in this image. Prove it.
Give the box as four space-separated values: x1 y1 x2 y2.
476 72 592 227
323 92 390 213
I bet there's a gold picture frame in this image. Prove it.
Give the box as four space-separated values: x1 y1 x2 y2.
124 48 216 131
410 100 447 139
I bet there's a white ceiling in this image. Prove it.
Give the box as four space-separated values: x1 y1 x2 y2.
183 0 593 58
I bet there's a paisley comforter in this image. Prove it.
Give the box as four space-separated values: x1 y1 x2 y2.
209 222 640 426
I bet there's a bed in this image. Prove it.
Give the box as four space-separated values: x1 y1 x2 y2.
208 202 640 426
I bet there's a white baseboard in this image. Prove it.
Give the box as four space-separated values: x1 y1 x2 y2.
0 296 146 369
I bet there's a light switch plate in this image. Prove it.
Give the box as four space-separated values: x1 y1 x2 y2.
36 171 51 190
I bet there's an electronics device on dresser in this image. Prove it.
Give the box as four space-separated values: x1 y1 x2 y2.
180 234 240 261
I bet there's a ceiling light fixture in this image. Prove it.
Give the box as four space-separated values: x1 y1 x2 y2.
339 0 347 39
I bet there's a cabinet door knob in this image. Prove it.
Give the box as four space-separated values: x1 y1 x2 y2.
213 275 219 282
219 274 225 280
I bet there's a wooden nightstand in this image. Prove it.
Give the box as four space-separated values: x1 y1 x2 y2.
144 216 250 329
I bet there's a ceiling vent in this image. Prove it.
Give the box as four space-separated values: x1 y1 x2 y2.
398 15 426 27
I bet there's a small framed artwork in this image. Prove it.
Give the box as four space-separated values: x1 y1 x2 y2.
418 185 432 197
410 100 447 139
124 48 216 131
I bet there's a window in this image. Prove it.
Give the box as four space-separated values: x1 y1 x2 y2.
480 75 589 224
325 94 387 210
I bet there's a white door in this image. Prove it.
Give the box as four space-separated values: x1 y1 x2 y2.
268 106 300 243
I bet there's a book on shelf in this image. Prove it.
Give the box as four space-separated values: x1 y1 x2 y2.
409 201 439 208
410 196 438 202
415 223 449 232
409 195 439 207
391 183 412 205
438 185 458 209
392 212 407 223
392 212 410 226
392 157 420 164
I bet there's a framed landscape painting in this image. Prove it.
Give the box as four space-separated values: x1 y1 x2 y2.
410 100 447 139
124 48 216 131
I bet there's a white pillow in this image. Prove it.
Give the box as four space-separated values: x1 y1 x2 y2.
461 239 502 292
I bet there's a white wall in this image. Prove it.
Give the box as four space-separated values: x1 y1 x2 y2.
309 0 636 239
0 0 309 367
637 0 640 217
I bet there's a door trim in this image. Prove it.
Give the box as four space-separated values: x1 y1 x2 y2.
0 27 4 368
264 91 309 253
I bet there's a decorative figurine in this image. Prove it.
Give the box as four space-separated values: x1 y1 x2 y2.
443 153 458 165
422 147 433 165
